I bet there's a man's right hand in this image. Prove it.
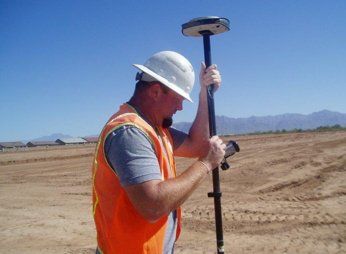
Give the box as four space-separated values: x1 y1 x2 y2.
199 63 222 92
199 136 226 172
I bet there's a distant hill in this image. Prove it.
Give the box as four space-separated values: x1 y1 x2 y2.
22 110 346 143
173 110 346 135
30 133 73 142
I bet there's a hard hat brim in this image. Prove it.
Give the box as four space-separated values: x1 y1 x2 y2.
133 64 193 102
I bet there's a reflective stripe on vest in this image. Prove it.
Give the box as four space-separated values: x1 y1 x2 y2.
92 103 182 254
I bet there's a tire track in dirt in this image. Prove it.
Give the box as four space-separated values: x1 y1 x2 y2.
184 183 344 237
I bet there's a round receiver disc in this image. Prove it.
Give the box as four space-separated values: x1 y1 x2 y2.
182 16 230 37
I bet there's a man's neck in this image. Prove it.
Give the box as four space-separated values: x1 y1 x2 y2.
127 98 159 128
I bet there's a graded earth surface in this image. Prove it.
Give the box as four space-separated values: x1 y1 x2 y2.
1 131 345 253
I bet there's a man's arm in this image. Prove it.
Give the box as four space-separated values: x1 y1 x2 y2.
125 136 225 222
174 63 221 158
105 121 225 223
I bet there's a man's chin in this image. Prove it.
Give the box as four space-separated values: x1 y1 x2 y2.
162 117 173 128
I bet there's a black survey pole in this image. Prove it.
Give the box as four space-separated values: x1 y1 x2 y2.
203 34 217 135
202 32 225 254
182 16 230 254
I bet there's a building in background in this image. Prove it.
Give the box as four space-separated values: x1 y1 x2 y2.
55 137 88 145
0 142 26 151
26 141 60 147
82 136 99 143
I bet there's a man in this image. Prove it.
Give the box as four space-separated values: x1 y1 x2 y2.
92 51 226 254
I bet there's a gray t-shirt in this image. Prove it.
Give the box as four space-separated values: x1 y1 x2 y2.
104 125 186 254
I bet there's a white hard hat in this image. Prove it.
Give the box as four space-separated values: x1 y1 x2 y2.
133 51 195 102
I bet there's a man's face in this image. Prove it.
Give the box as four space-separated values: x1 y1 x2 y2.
159 86 184 128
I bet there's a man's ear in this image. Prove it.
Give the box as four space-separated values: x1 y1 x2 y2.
148 82 163 101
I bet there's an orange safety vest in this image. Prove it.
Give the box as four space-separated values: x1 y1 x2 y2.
92 103 182 254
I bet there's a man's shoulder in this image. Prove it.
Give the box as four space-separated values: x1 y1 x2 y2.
105 125 152 150
104 125 162 186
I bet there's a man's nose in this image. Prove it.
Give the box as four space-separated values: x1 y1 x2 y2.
177 101 183 111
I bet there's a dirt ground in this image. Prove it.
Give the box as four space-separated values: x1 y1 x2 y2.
0 131 345 254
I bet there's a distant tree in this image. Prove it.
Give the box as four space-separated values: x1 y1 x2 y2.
244 124 345 136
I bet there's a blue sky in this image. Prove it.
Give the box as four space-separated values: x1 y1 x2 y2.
1 0 345 141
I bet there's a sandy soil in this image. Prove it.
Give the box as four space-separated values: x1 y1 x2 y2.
0 131 345 254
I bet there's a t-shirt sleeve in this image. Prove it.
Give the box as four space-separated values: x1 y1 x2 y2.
104 125 162 187
169 127 187 150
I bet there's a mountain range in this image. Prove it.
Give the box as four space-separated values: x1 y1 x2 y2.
28 110 345 141
173 110 346 135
